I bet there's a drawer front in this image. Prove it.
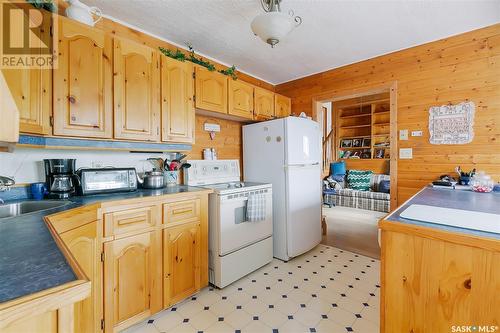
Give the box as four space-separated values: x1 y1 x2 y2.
164 198 200 224
105 205 159 237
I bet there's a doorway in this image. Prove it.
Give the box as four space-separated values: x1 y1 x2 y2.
314 83 397 259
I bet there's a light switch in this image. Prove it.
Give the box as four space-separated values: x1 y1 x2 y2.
411 130 423 137
399 129 408 140
399 148 413 159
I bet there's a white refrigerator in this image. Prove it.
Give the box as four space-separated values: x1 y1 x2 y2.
243 117 322 261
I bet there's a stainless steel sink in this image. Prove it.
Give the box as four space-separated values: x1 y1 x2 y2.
0 201 71 219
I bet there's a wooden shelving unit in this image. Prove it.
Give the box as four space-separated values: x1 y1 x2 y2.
336 94 391 160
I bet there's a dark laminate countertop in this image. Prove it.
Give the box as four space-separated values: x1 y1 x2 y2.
0 186 210 304
386 186 500 240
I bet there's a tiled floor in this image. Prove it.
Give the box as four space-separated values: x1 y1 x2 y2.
124 244 380 333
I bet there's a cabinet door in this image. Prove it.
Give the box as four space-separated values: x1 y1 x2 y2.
114 38 160 141
275 94 291 118
104 231 162 332
60 221 102 333
163 222 201 307
194 66 227 114
228 80 254 119
161 56 194 143
2 10 51 136
254 88 274 120
53 18 112 138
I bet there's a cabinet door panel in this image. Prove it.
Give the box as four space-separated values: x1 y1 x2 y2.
2 6 51 135
161 56 194 143
275 94 291 118
53 18 112 138
254 88 274 120
228 80 254 119
164 222 201 306
104 231 162 332
194 66 227 114
114 39 160 141
60 221 102 333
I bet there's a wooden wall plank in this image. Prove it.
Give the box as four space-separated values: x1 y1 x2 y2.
276 24 500 206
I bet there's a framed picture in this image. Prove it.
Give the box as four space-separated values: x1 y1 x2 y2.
362 138 371 147
375 148 385 159
340 139 352 148
352 139 363 147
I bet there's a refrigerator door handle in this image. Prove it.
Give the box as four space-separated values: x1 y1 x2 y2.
285 162 320 168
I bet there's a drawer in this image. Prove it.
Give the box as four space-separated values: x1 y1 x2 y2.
104 205 159 237
163 198 200 224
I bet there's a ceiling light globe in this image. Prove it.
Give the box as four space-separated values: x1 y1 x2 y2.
251 11 295 47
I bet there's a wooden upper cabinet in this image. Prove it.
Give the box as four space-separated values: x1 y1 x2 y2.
161 56 194 143
53 18 112 138
228 80 254 119
194 66 227 114
104 231 162 332
60 221 102 333
254 87 274 120
163 222 201 307
275 94 291 118
3 9 51 136
114 38 160 141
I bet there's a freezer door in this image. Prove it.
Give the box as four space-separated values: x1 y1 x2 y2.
285 164 322 258
285 117 320 165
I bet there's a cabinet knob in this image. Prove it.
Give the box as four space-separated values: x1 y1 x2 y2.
463 278 471 289
402 276 407 282
68 95 76 104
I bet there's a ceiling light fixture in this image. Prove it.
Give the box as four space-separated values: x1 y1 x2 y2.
251 0 302 48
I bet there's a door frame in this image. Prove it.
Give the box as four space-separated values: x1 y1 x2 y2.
311 81 398 210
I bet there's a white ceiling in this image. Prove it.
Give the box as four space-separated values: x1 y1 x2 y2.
82 0 500 85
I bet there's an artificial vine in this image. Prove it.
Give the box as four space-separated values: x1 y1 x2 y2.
159 45 238 80
27 0 57 12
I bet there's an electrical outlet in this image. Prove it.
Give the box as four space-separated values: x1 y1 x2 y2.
411 130 423 137
204 123 220 132
399 129 408 140
399 148 413 159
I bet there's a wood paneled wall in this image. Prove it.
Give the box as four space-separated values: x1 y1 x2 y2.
276 24 500 205
188 115 243 163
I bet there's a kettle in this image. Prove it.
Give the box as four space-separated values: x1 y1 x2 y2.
65 0 102 27
137 170 165 189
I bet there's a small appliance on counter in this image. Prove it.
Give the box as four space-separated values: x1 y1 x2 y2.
44 159 78 199
76 167 137 195
185 159 273 288
137 170 165 189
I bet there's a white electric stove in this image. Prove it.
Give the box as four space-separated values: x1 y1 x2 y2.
185 160 273 288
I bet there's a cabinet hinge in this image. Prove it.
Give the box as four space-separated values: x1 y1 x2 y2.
193 95 196 102
100 251 105 262
49 116 54 127
192 72 196 79
49 25 53 37
101 319 105 330
157 127 159 136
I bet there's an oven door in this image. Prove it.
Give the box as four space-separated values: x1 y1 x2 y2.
218 189 273 256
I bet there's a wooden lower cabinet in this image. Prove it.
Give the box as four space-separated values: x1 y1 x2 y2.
163 222 201 307
381 229 500 333
60 221 102 333
104 231 162 332
2 306 74 333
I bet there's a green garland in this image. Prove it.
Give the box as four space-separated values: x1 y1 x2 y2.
27 0 57 12
159 45 237 80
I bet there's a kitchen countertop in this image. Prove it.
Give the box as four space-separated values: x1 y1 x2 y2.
0 186 210 304
385 186 500 240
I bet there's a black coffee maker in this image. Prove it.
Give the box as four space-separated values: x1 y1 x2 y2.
44 159 77 199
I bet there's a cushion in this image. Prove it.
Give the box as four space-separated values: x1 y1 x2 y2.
347 170 373 191
379 180 390 193
330 161 346 176
370 174 390 192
